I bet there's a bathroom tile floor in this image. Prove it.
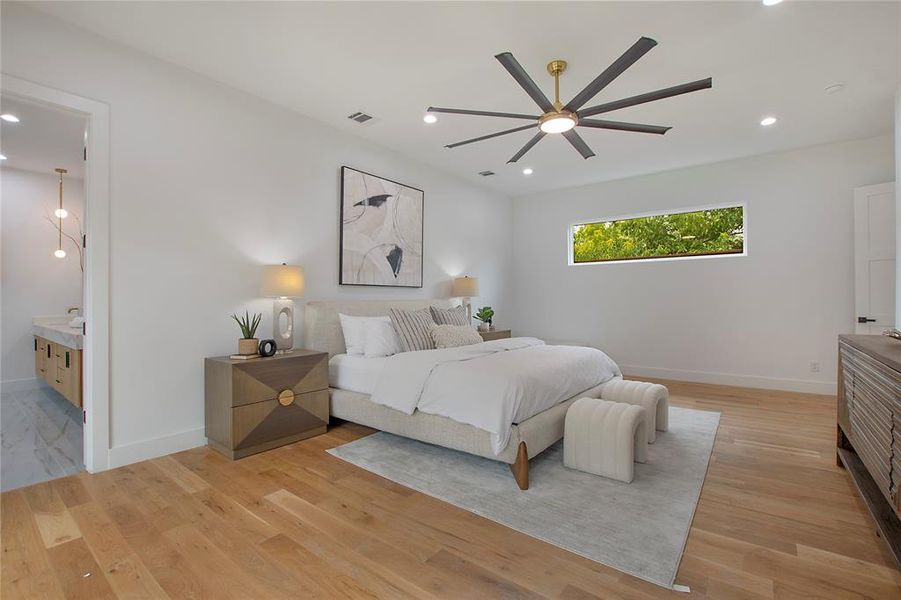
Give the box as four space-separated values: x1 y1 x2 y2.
0 384 83 491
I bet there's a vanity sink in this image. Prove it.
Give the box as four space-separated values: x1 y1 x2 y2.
33 316 83 349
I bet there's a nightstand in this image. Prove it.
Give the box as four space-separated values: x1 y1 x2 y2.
204 349 329 459
479 329 512 341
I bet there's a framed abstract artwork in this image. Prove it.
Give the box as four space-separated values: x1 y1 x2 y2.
339 166 424 287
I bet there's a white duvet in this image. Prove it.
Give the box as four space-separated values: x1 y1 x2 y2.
369 337 622 454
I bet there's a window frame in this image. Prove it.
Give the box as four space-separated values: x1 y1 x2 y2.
567 202 748 266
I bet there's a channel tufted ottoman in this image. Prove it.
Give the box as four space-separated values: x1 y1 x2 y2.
563 398 647 483
598 379 669 443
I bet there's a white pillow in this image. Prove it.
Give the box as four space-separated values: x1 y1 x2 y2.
363 318 403 358
338 314 389 355
430 324 483 349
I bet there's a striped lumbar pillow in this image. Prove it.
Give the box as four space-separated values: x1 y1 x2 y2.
388 308 437 352
430 305 469 327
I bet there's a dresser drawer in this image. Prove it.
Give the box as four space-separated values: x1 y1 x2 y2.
229 389 329 456
206 352 328 408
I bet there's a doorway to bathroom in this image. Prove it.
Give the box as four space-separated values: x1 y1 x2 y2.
1 94 87 490
1 76 111 488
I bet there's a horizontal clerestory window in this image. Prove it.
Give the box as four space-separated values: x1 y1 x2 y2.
569 205 745 264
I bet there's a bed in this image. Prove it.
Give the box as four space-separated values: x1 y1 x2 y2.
303 299 618 489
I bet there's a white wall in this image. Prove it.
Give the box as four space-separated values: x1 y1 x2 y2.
2 5 513 465
896 91 900 326
511 136 894 395
1 167 85 384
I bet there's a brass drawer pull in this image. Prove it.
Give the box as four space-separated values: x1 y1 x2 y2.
277 389 295 406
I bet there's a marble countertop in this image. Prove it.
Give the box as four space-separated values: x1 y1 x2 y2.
33 317 83 350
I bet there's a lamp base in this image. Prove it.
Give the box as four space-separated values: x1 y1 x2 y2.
462 297 472 324
273 297 295 353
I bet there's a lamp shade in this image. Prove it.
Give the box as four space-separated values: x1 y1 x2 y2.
261 264 304 298
452 276 479 297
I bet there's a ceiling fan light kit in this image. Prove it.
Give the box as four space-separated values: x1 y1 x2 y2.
428 37 712 164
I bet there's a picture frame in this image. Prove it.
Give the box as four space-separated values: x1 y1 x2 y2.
339 166 424 288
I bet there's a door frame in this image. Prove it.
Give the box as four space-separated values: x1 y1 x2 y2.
2 74 111 472
853 182 896 334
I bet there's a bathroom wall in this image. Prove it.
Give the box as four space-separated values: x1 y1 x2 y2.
1 167 85 386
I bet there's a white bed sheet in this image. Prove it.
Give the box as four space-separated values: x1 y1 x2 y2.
328 353 387 395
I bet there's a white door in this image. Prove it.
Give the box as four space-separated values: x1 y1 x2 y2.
854 182 896 334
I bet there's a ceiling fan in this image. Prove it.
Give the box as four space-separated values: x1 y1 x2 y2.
427 37 712 163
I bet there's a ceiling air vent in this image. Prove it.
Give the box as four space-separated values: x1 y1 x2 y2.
478 170 496 177
347 111 374 124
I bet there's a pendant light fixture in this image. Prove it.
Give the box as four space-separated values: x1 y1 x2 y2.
53 168 68 258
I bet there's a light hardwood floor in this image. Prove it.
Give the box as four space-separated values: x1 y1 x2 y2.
2 380 900 599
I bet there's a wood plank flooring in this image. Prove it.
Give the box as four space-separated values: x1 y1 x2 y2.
3 380 900 598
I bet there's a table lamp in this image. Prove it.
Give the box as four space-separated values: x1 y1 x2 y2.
262 264 304 353
452 276 479 324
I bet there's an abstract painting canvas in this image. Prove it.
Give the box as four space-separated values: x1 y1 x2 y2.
340 166 423 287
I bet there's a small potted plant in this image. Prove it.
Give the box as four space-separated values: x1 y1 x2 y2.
231 310 262 355
474 306 494 332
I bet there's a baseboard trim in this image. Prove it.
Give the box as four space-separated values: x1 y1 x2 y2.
1 377 51 393
620 365 836 396
108 427 206 469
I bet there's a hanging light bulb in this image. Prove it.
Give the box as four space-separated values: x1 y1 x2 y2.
54 168 68 258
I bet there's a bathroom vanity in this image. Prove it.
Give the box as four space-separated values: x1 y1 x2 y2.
33 317 83 408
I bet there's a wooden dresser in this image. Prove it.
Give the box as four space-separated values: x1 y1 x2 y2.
478 329 512 341
205 349 329 459
837 334 901 565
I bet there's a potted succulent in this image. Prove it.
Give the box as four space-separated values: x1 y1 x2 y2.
231 310 262 355
474 306 494 332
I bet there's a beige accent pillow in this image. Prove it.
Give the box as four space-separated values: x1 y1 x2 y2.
430 324 483 349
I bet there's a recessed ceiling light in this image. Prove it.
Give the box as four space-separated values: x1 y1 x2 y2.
522 168 533 175
423 114 438 124
762 0 783 5
760 116 777 127
0 114 20 123
0 154 6 160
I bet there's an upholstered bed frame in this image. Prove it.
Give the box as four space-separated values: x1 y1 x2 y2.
302 299 605 489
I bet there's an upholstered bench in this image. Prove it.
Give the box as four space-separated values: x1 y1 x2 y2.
563 398 647 483
598 379 669 443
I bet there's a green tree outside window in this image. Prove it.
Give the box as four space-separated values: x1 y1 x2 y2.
572 206 744 263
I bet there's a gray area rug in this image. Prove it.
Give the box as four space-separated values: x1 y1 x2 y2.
327 406 720 589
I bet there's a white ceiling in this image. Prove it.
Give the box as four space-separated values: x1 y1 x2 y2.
0 95 86 178
31 1 899 196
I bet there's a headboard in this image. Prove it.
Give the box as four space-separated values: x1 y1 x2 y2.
303 298 452 357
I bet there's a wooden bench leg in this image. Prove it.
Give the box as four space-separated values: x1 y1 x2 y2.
510 442 529 490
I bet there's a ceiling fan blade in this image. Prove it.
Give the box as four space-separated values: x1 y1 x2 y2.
508 131 546 163
495 52 556 113
427 107 539 120
445 124 536 149
578 78 712 118
579 118 671 135
562 130 596 159
564 37 657 112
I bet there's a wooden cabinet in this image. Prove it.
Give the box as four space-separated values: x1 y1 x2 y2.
837 335 901 565
205 349 329 459
33 336 82 408
478 329 512 341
